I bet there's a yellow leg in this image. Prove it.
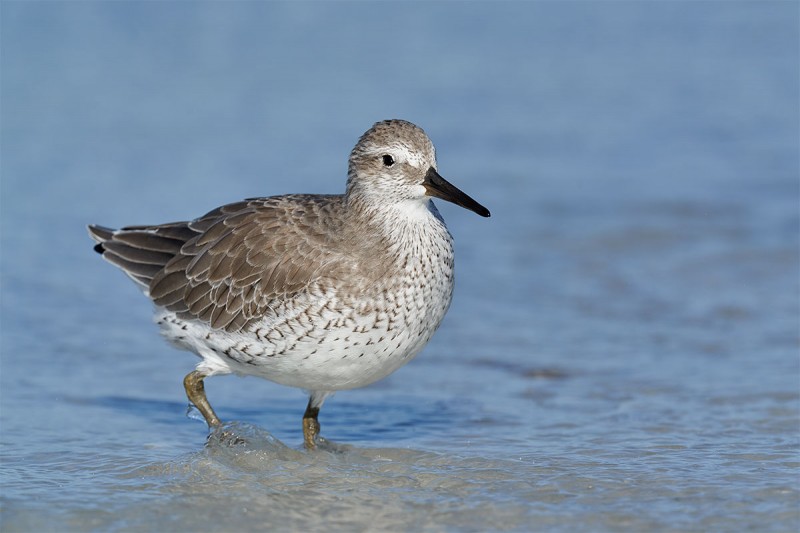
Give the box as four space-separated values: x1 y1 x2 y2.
183 370 221 428
302 401 321 449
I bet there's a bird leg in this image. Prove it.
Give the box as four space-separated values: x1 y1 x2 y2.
183 370 221 428
302 400 321 449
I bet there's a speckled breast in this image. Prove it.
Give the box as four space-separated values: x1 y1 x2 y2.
160 216 457 392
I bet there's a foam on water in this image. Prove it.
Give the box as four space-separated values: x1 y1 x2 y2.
3 411 796 532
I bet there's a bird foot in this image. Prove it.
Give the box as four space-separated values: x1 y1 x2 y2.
206 424 248 447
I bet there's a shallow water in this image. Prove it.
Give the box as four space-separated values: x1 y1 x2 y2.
2 2 798 532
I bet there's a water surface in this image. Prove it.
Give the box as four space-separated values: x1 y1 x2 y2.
1 2 798 531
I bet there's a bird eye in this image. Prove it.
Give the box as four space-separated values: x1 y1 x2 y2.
382 155 395 167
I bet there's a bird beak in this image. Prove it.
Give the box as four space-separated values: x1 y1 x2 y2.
423 167 491 218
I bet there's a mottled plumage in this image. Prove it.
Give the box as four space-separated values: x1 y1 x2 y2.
88 119 489 447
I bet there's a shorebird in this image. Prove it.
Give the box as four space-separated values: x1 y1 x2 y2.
88 119 490 448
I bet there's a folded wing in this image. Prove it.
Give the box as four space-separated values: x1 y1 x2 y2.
88 195 344 332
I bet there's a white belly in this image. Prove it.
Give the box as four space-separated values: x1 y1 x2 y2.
156 255 454 392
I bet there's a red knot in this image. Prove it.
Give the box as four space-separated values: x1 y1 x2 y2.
88 119 490 448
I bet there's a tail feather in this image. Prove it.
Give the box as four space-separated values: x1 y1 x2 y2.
87 223 196 291
120 223 198 244
88 225 114 247
110 232 186 255
102 241 176 266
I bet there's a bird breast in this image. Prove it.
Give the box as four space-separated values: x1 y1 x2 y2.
160 202 457 391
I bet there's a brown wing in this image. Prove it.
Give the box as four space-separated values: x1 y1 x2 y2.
149 195 348 332
91 195 348 332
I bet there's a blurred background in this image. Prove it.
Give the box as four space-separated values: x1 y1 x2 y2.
2 2 798 531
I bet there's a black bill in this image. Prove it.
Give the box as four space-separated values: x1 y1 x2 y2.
423 167 491 218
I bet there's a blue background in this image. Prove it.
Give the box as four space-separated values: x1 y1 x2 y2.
2 2 798 531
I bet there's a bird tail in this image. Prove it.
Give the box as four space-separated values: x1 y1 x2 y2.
87 223 195 292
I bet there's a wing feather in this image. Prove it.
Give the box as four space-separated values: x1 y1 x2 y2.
146 194 348 332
